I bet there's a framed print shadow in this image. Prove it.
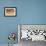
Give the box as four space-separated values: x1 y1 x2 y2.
4 7 17 17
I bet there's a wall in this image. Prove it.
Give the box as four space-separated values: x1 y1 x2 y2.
20 0 46 24
0 0 46 44
0 0 21 44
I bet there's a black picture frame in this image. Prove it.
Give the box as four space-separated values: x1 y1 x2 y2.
4 7 17 17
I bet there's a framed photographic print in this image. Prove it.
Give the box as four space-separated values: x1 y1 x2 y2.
4 7 17 17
